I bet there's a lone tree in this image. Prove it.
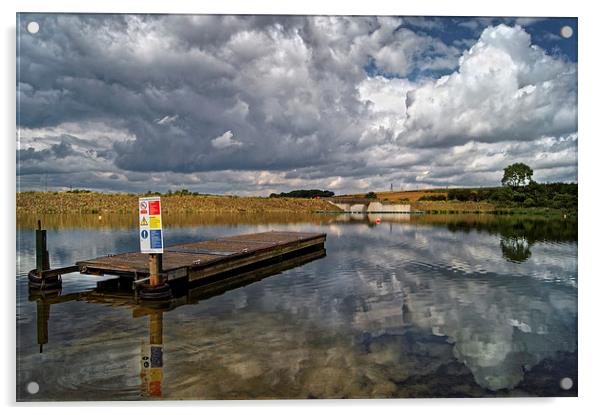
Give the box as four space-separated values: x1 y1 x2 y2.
501 163 533 187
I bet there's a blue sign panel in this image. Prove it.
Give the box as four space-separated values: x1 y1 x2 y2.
150 230 162 249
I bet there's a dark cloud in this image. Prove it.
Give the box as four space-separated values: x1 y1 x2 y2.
18 140 75 162
16 14 578 194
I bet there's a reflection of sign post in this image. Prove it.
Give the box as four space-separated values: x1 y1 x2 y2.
139 197 163 254
140 342 163 398
140 311 164 398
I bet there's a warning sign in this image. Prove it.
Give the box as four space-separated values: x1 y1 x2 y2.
139 196 163 253
149 215 161 229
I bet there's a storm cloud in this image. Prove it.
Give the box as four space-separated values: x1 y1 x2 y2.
16 14 577 194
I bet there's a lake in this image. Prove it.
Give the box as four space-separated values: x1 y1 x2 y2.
16 213 578 400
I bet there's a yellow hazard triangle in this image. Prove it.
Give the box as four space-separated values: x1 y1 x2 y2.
141 217 148 226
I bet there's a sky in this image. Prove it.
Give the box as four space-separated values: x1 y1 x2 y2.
16 14 577 195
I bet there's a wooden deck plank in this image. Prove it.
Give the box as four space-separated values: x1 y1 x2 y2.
225 231 320 243
171 239 277 255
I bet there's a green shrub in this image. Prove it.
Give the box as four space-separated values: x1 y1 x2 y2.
419 194 447 201
447 188 476 202
270 189 335 198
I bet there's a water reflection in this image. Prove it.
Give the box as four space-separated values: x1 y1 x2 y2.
16 214 577 399
500 236 532 262
17 212 340 230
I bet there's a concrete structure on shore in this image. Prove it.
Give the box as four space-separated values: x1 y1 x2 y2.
327 198 411 214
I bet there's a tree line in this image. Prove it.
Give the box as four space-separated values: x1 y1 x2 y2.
269 189 335 198
419 163 577 210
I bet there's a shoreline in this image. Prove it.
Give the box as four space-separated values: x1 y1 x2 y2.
16 191 575 217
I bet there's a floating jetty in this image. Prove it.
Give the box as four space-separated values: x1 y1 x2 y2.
29 226 327 300
76 230 326 282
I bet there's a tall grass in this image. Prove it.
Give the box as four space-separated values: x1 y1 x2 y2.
16 192 339 215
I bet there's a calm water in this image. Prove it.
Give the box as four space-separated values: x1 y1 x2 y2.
16 214 578 400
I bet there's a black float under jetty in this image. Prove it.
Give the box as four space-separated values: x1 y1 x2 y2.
28 228 327 300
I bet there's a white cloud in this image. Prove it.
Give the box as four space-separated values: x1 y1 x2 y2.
458 20 480 32
211 130 243 149
371 27 460 76
514 17 546 26
358 76 415 144
400 24 576 147
155 114 179 125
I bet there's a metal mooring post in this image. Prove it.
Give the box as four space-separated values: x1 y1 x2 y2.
35 220 50 276
148 253 163 286
36 299 50 353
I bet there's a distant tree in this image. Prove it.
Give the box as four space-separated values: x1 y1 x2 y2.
365 191 377 199
418 194 446 201
502 163 533 188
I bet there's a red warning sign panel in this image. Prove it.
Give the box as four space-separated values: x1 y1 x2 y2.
149 201 161 215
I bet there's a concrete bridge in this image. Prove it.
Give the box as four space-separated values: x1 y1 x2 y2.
326 198 411 214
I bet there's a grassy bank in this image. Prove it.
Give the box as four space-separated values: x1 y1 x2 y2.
16 192 339 215
341 185 577 216
339 190 498 213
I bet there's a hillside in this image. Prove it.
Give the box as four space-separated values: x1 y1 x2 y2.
16 192 339 215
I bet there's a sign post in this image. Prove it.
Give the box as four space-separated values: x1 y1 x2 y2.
139 197 164 286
